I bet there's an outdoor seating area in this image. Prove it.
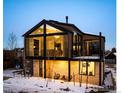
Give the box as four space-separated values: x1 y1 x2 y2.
12 69 32 78
13 69 24 77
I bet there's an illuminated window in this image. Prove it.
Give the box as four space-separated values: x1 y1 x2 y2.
46 24 63 34
34 39 39 56
46 35 64 57
79 61 95 76
30 26 43 35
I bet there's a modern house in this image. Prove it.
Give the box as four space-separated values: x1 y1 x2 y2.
23 17 105 85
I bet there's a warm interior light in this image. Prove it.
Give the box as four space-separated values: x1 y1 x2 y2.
55 47 58 50
54 35 60 39
73 46 75 50
38 29 41 32
80 61 95 75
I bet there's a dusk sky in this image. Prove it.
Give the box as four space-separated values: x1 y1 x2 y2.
3 0 116 50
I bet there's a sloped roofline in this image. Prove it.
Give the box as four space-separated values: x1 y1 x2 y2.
48 20 84 34
22 19 105 41
23 19 76 37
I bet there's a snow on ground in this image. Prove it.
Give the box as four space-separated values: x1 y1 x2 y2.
3 68 23 78
105 66 116 80
103 64 116 93
105 64 116 87
104 72 113 87
3 67 116 93
4 77 102 93
3 69 103 93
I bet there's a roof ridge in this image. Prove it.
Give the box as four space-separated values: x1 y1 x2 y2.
48 20 74 26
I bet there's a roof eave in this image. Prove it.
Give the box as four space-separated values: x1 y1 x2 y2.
22 19 47 37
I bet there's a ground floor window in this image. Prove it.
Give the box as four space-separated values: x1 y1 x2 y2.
79 61 95 76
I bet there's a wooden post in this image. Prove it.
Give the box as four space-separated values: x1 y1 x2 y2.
71 33 73 57
44 23 46 78
24 37 26 77
81 35 83 56
68 33 71 81
99 32 102 85
68 59 71 81
79 70 82 87
73 72 75 86
86 61 88 89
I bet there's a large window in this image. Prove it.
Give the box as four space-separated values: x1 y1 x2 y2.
89 42 99 55
46 35 64 57
84 40 99 56
46 24 63 34
30 25 44 35
25 37 44 56
79 61 95 76
73 35 82 57
25 24 70 57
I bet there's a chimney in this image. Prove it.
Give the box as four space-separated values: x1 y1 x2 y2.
66 16 68 24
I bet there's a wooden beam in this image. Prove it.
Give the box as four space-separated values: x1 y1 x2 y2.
24 38 26 58
25 32 68 38
44 23 46 78
71 33 73 58
68 60 71 81
25 56 103 62
81 35 83 56
99 32 102 86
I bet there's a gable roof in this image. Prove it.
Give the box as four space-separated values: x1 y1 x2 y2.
105 51 116 59
23 19 105 40
23 19 83 37
48 20 83 34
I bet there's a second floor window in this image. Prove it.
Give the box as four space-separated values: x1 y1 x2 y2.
84 40 99 56
89 42 99 55
34 39 39 56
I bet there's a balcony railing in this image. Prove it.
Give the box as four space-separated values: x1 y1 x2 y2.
46 49 63 57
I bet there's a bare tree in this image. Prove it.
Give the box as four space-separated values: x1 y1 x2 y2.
8 32 17 50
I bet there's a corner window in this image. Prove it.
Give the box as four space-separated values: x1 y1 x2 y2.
84 40 99 56
89 42 99 55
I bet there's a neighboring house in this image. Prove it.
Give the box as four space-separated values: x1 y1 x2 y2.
3 50 16 69
3 48 24 69
14 48 24 58
14 48 24 68
23 17 105 85
105 51 116 64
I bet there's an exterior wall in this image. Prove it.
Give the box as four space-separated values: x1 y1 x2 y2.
63 34 72 57
32 59 103 85
70 61 100 85
33 60 40 76
101 62 105 84
45 60 68 79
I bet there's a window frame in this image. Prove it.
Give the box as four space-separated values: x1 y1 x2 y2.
79 61 95 76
